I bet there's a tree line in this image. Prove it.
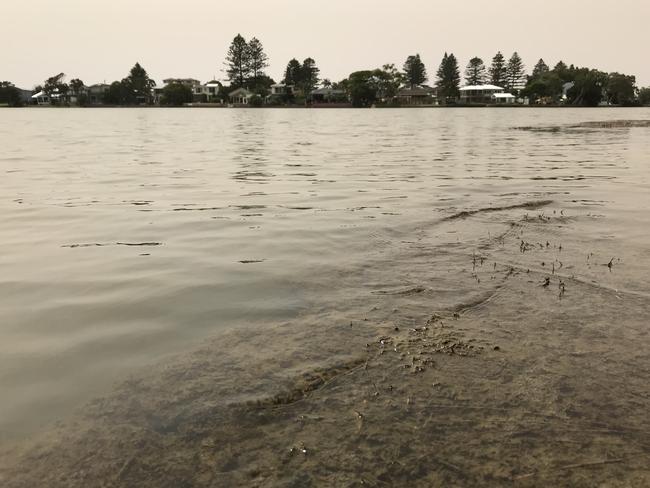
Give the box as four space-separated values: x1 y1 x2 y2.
2 34 648 107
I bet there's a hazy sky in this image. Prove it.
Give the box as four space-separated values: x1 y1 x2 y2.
3 0 649 89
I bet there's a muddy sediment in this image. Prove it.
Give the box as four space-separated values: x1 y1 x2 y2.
2 204 649 487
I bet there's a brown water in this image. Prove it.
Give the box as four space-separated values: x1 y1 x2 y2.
1 108 649 486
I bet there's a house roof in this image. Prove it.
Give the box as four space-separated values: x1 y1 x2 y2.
229 88 254 97
32 90 46 98
460 84 504 91
396 86 435 96
493 93 515 98
311 87 345 95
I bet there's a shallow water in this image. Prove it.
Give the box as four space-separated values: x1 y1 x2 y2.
1 107 649 446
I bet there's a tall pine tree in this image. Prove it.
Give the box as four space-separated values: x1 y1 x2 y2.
464 57 486 86
225 34 251 88
283 58 302 86
246 37 269 89
300 58 320 95
436 53 461 104
403 54 427 87
505 52 526 93
532 58 550 78
489 52 507 87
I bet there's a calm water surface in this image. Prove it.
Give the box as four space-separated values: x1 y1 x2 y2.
1 107 649 439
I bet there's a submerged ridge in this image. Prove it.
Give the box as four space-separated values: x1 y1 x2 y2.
442 200 553 221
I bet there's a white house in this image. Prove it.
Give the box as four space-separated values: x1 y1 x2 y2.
228 88 254 105
270 83 294 96
492 93 516 104
31 90 50 105
460 85 516 104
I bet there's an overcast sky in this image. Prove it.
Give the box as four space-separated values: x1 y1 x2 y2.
2 0 649 89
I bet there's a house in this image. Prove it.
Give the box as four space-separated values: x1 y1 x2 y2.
88 84 110 105
492 93 516 104
395 86 436 106
31 90 51 105
191 81 222 103
310 87 347 104
459 85 514 104
229 88 254 105
270 83 294 96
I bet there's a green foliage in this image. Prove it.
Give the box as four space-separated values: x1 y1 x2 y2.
464 57 486 86
403 54 427 87
377 64 403 99
69 79 86 106
532 59 549 78
249 94 264 107
341 65 406 107
247 37 269 88
566 68 608 106
553 61 572 83
606 73 637 105
522 71 563 103
639 87 650 105
345 70 379 107
436 52 461 103
161 82 193 106
69 78 85 95
103 81 130 105
43 73 69 104
505 52 526 93
489 52 507 87
125 62 155 104
300 58 320 95
0 81 23 106
283 58 302 86
225 34 251 88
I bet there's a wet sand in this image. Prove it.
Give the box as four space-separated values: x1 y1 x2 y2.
2 199 649 487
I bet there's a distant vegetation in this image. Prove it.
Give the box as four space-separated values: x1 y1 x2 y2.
3 35 648 108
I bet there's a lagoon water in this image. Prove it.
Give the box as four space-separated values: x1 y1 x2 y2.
1 107 650 451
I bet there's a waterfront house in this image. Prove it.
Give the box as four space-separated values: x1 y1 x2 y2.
88 84 110 105
192 81 222 103
310 87 347 104
395 86 436 106
31 90 52 105
492 92 516 104
270 83 294 96
459 85 514 104
229 88 254 105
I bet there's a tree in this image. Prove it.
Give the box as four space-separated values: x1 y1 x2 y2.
283 58 302 86
639 87 650 105
489 52 507 87
225 34 251 88
300 57 320 96
464 57 486 86
606 73 637 105
532 59 550 78
403 54 427 87
125 63 155 104
161 82 193 106
247 37 269 90
566 68 607 106
322 78 332 88
43 73 69 105
69 78 88 106
346 70 379 107
103 81 130 105
553 61 571 82
0 81 23 106
377 64 403 99
505 52 526 93
522 72 563 104
436 52 461 104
